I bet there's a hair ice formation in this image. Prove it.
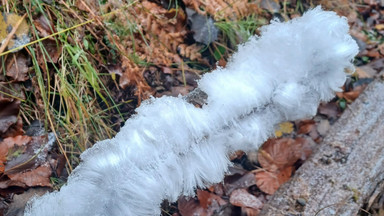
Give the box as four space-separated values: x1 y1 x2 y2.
25 7 358 216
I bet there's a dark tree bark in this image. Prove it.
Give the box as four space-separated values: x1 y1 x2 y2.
260 80 384 216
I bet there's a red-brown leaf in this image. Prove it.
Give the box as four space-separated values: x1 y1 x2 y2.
258 138 297 171
197 190 226 209
178 196 208 216
255 166 293 195
7 163 52 187
6 53 29 82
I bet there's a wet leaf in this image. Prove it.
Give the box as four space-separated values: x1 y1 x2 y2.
229 188 263 209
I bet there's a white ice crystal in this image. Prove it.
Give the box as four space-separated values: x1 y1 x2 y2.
24 7 358 216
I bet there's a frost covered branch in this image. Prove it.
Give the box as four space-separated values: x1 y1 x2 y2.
25 7 358 216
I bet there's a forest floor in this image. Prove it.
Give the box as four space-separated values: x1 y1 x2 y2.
0 0 384 215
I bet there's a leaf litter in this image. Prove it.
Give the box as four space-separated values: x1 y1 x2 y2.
1 0 384 215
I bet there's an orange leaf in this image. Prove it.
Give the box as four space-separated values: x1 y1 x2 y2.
297 119 316 134
343 91 360 102
0 135 31 173
255 166 293 195
7 163 52 187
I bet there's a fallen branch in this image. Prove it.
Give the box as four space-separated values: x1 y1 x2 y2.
260 80 384 215
24 7 358 216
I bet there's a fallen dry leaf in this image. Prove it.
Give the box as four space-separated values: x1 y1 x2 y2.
0 13 30 51
255 166 293 195
38 39 62 64
33 15 56 38
6 53 29 81
318 102 339 119
343 90 361 102
7 163 52 187
0 100 21 136
4 134 54 175
208 183 224 196
257 138 298 172
229 188 263 209
0 135 31 173
197 190 226 209
2 117 23 138
355 66 375 78
224 171 257 195
178 196 209 216
317 119 330 136
243 207 260 216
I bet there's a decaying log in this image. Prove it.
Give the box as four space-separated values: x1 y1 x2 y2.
260 80 384 216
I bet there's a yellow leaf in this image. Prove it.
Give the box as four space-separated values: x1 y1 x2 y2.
0 13 7 41
274 122 294 137
0 13 30 52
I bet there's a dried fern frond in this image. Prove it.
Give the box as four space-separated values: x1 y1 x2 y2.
104 1 208 101
183 0 260 20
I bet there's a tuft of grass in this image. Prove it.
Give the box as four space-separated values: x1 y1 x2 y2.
0 0 133 178
213 14 267 60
